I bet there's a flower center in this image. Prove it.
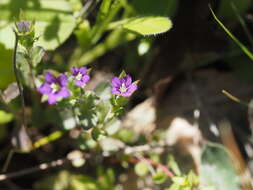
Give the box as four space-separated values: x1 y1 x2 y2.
119 83 127 93
76 72 83 81
50 83 60 93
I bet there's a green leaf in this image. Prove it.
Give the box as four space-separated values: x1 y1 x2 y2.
134 161 149 177
166 183 180 190
31 46 45 67
0 43 14 89
0 0 76 50
94 82 112 100
167 155 181 176
116 128 137 143
34 170 100 190
97 0 112 23
200 143 240 190
0 110 13 124
74 20 91 48
118 70 127 78
153 172 167 184
122 17 172 36
172 176 185 185
91 127 106 141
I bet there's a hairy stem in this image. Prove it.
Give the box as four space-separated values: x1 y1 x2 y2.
12 32 26 127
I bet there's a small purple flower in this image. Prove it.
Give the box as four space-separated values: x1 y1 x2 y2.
111 75 137 97
17 21 31 33
38 72 70 105
71 67 90 87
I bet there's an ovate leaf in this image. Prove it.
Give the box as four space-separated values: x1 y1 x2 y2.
0 110 13 124
123 17 172 36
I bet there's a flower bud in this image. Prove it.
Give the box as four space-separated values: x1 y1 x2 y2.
17 21 31 33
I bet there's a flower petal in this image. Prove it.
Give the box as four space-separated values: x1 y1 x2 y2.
71 67 79 75
38 83 52 94
81 75 90 83
56 87 70 98
127 84 137 93
124 75 132 86
112 77 121 87
79 67 87 74
48 94 57 104
58 74 68 86
75 80 84 87
45 72 56 83
121 92 131 97
111 87 121 96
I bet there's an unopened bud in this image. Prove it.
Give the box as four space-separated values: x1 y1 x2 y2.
17 21 31 33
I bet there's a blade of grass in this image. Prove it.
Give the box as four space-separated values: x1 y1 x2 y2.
222 90 253 108
231 2 253 47
209 5 253 61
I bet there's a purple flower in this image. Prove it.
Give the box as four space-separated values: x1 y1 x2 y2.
71 67 90 87
111 75 137 97
38 72 70 104
17 21 31 33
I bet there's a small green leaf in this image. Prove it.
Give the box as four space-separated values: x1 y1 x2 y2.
118 70 127 78
134 161 149 177
166 183 180 190
97 0 112 23
74 20 91 48
0 110 13 124
31 46 45 67
94 82 112 100
91 127 106 141
172 176 185 185
153 172 167 184
116 128 137 143
167 155 181 176
123 17 172 36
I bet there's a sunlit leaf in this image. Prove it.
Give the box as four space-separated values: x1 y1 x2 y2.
122 17 172 36
0 0 76 50
31 46 45 67
0 43 14 89
134 161 149 177
34 170 100 190
0 110 13 124
153 171 167 184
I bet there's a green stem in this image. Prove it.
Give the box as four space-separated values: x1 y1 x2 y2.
2 150 14 173
12 31 26 127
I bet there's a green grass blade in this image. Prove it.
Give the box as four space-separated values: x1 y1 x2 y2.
209 5 253 61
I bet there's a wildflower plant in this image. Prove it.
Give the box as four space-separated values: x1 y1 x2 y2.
0 4 206 190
